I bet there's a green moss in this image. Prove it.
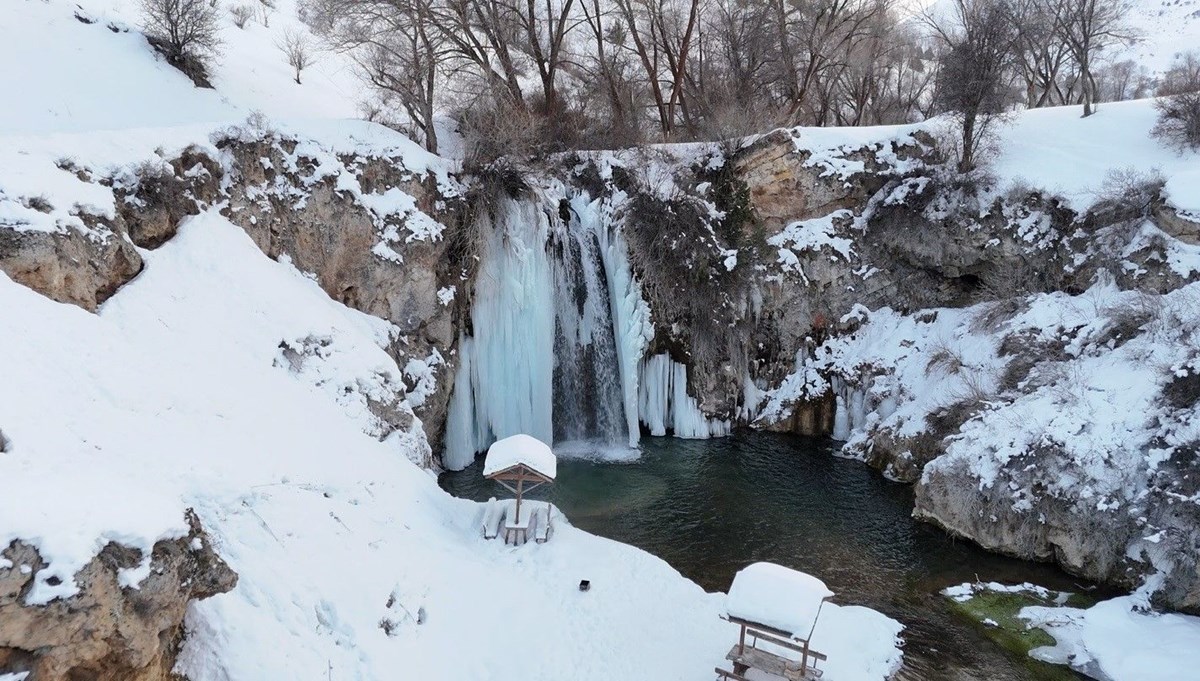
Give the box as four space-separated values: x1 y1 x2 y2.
946 587 1083 681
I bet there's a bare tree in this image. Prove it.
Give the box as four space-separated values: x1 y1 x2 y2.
1097 59 1148 102
304 0 444 153
140 0 221 84
1010 0 1072 107
786 0 882 125
1053 0 1135 116
927 0 1019 172
278 28 315 83
579 0 641 144
613 0 702 138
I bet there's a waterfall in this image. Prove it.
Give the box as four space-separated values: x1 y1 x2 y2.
549 202 627 447
442 191 727 470
585 196 652 448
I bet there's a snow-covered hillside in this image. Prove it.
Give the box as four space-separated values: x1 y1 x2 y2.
1 0 359 135
3 0 1200 678
1124 0 1200 72
0 1 907 679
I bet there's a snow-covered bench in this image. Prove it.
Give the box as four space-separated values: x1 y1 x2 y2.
481 497 503 540
533 503 552 543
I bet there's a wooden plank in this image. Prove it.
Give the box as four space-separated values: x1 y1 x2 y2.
724 615 829 661
726 644 824 680
714 668 752 681
726 615 801 641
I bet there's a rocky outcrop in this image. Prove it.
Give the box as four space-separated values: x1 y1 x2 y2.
217 136 462 446
0 511 237 680
0 146 222 311
113 146 223 249
916 453 1200 614
0 222 142 311
1 133 463 454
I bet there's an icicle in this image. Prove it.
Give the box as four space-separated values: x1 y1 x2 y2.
637 354 729 438
443 198 556 469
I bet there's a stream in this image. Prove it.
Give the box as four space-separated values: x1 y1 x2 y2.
439 432 1100 680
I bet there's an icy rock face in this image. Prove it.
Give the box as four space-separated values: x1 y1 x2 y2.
638 354 731 438
0 512 236 681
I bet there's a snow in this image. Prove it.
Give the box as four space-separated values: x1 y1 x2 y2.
770 210 856 281
726 562 835 640
0 0 360 136
988 100 1200 212
483 434 557 480
1022 596 1200 681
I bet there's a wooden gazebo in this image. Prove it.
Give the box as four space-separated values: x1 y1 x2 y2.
482 434 557 544
716 562 833 681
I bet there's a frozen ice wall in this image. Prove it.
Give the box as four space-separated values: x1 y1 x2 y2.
638 354 731 439
443 190 728 470
443 198 556 470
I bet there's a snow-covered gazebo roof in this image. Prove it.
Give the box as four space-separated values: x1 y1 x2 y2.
482 434 557 481
725 562 834 640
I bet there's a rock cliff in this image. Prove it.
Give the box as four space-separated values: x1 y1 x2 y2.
0 511 236 680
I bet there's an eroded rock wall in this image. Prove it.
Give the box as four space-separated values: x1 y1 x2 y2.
0 512 236 681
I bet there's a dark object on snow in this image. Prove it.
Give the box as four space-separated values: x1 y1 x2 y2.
579 580 590 592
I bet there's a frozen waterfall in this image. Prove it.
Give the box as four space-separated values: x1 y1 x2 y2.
442 193 726 470
637 354 731 439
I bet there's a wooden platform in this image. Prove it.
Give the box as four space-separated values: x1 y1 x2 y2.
724 644 823 680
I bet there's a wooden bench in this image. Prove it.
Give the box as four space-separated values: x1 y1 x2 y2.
533 503 551 543
724 643 823 680
480 497 503 540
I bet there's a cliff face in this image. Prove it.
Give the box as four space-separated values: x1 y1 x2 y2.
0 512 236 681
0 126 464 455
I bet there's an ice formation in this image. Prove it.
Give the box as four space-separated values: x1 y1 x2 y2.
443 191 726 468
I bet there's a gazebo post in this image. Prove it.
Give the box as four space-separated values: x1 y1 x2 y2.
515 473 524 520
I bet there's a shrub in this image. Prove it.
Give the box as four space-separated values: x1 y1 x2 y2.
229 4 254 28
1152 53 1200 152
140 0 220 87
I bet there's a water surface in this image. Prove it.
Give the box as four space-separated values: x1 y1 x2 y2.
440 432 1098 680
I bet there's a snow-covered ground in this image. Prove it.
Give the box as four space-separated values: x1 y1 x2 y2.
0 0 360 135
1023 595 1200 681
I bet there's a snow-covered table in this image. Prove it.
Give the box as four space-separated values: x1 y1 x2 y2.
483 434 557 543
